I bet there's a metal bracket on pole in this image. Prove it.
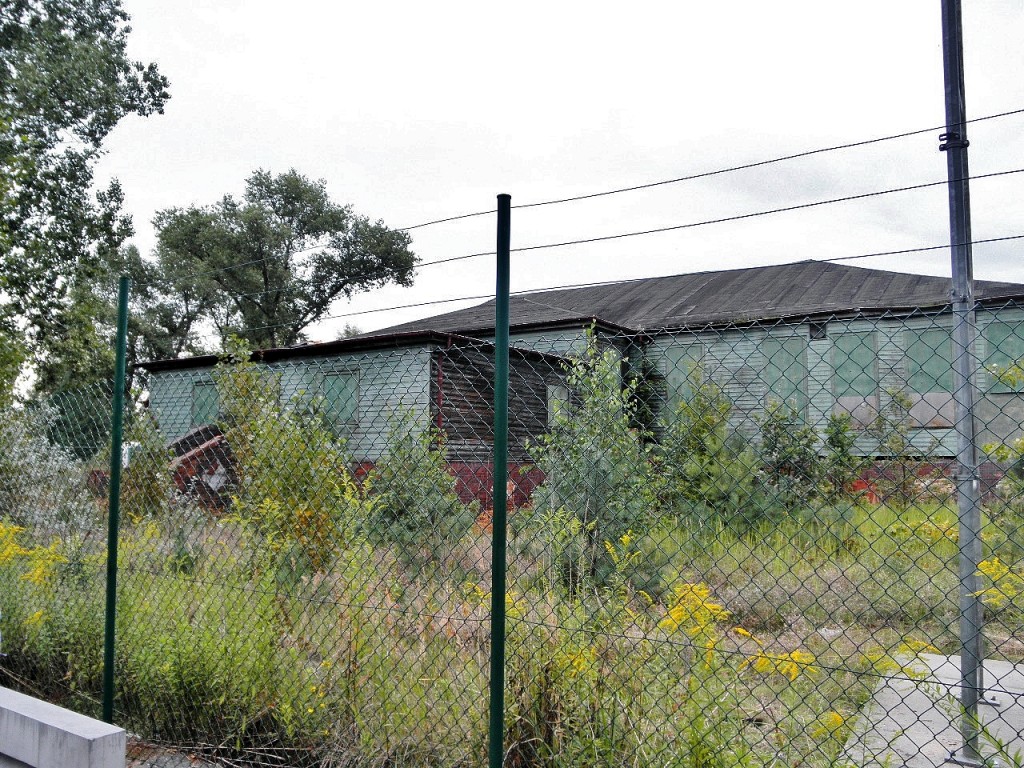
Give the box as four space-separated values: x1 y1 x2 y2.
940 131 970 151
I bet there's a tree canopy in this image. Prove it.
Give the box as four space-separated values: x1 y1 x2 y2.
0 0 169 393
145 169 416 351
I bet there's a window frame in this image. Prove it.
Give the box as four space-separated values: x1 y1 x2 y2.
191 379 220 426
982 320 1024 394
319 367 360 432
905 327 954 394
759 333 809 417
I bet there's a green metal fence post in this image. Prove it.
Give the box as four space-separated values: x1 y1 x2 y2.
102 275 130 724
488 194 511 768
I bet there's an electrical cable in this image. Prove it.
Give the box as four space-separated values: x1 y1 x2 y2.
424 168 1024 265
132 107 1024 288
397 107 1024 231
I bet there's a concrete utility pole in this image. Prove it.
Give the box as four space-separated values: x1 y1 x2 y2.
939 1 988 765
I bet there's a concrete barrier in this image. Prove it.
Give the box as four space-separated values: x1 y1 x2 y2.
0 687 125 768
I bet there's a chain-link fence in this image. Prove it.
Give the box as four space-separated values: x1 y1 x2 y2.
0 381 114 719
2 304 1024 767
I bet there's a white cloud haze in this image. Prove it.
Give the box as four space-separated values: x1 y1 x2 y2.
96 0 1024 339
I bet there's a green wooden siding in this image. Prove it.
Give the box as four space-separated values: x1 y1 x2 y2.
663 342 706 406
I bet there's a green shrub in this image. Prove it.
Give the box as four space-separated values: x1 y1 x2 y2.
121 412 176 521
213 338 367 578
821 412 866 502
868 388 929 504
531 336 658 589
757 400 820 513
0 404 97 536
655 369 763 526
368 411 474 565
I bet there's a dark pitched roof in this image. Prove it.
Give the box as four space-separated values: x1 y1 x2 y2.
373 260 1024 336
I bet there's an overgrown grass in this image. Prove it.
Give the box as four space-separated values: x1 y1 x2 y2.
3 492 1023 767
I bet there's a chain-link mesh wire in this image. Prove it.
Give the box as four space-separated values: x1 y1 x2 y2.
2 305 1024 766
0 381 114 719
497 307 1024 768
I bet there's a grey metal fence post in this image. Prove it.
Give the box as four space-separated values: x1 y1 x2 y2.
939 1 987 763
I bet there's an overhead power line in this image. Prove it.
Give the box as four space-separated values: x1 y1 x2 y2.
134 108 1024 288
397 107 1024 231
421 168 1024 265
135 165 1024 310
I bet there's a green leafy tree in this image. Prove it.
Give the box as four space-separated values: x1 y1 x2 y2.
821 412 865 502
532 336 658 588
868 387 931 504
0 0 169 393
758 401 820 512
150 169 417 351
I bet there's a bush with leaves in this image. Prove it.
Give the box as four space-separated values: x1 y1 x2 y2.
868 388 930 504
367 411 474 565
0 402 97 537
756 403 867 513
213 338 367 577
120 411 176 521
757 401 821 513
655 369 762 525
820 412 866 502
532 336 658 588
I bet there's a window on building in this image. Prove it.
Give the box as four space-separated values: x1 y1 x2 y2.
322 370 359 429
906 328 954 393
192 381 219 426
983 320 1024 393
832 330 878 427
547 383 570 425
760 335 808 415
833 331 878 399
663 343 707 408
905 327 954 428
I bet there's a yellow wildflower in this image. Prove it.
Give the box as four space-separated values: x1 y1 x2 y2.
20 542 66 587
975 557 1024 609
659 583 730 636
704 637 717 666
899 639 940 656
812 711 846 740
741 649 818 681
0 523 29 565
24 610 46 627
558 646 597 678
505 590 525 619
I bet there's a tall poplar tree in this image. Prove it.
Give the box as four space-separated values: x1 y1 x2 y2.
0 0 169 393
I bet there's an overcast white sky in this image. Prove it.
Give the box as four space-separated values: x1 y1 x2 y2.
95 1 1024 341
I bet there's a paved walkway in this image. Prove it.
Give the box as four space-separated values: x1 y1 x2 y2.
844 654 1024 767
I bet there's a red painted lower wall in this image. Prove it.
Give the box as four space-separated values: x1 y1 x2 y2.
352 460 544 509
